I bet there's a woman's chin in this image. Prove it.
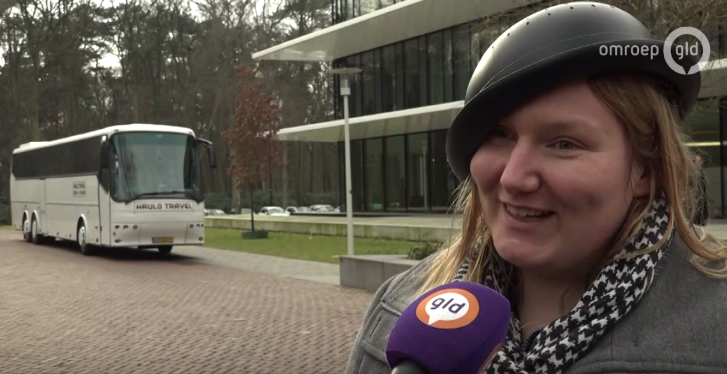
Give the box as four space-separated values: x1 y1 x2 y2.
493 240 551 268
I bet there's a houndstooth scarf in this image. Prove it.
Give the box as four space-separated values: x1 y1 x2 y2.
453 195 673 374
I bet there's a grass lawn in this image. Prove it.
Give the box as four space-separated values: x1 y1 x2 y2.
0 224 425 263
204 228 421 263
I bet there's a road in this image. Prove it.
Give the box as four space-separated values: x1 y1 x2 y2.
0 230 374 374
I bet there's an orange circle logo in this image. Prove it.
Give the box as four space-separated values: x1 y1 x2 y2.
415 288 480 329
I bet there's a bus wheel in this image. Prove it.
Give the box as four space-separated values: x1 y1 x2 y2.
23 217 32 243
31 218 40 244
30 217 52 245
158 246 173 254
77 224 94 256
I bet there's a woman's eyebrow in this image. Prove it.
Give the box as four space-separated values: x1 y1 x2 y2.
500 119 600 136
544 120 597 133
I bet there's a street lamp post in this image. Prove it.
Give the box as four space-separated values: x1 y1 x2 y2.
330 67 361 257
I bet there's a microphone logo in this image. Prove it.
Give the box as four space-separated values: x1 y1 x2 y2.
415 288 480 329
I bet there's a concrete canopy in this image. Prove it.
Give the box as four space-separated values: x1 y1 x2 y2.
251 0 540 62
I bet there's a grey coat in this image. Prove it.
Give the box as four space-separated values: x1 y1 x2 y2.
344 233 727 374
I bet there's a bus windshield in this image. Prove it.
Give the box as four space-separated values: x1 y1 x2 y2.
110 132 202 203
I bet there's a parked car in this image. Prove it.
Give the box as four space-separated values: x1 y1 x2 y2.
204 209 226 216
309 204 336 213
285 206 310 214
260 206 289 216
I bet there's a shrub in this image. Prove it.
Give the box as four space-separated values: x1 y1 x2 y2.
407 241 442 260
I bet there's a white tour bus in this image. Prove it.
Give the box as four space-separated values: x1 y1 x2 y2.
10 124 217 255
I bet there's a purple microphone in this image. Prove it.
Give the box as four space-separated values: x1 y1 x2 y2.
385 282 511 374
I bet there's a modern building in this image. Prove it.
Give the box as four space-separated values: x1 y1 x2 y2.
253 0 727 217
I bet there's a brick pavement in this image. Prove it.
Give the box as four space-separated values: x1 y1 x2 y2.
0 230 374 374
170 246 341 285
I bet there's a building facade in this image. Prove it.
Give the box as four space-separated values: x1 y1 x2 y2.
253 0 727 217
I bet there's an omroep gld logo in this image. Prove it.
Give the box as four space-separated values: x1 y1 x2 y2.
663 27 711 75
598 26 710 76
415 288 479 329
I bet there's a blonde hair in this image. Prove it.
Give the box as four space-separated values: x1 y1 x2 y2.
418 73 727 296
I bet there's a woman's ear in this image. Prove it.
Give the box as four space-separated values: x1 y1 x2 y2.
631 163 651 197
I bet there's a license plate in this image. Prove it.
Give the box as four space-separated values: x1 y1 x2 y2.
152 237 174 244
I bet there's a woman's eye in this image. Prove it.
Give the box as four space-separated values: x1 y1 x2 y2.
555 140 576 150
491 127 512 138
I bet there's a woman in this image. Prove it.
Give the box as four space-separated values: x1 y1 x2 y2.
345 2 727 374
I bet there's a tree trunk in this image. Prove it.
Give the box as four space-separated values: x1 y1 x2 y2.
268 157 273 205
249 184 255 232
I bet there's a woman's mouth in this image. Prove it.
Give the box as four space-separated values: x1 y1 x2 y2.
504 204 554 220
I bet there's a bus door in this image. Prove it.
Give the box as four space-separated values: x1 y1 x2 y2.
98 185 111 245
40 179 47 235
98 138 112 246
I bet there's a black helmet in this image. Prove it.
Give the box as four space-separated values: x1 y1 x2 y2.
446 1 702 182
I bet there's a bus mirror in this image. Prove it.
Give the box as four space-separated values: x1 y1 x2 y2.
207 146 217 169
100 141 110 168
197 138 216 169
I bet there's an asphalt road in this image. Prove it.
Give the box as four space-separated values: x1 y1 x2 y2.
0 230 374 374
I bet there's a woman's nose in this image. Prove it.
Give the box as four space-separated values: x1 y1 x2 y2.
499 143 541 193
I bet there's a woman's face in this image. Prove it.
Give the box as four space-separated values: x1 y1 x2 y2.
469 80 651 276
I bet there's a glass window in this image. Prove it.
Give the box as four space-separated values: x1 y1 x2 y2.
349 0 358 18
343 55 361 117
361 51 376 115
381 45 397 112
365 138 384 211
385 136 406 211
453 25 471 101
380 0 395 9
443 29 454 102
374 49 382 113
418 36 428 106
355 55 364 117
332 0 340 23
430 130 455 210
407 133 429 210
404 39 420 109
339 141 363 211
339 142 344 207
702 22 722 59
427 32 444 105
110 132 201 203
351 140 365 211
685 101 722 217
470 24 482 73
395 43 405 109
333 72 341 119
478 26 500 52
360 0 378 15
344 0 356 20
